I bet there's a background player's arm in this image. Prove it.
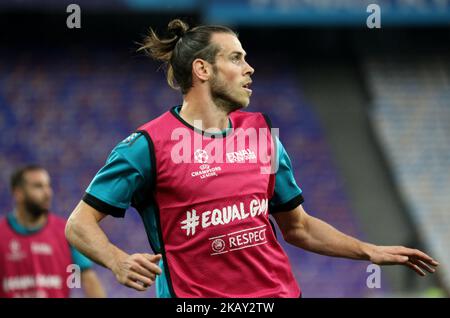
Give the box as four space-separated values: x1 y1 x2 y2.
273 204 439 276
70 243 106 297
80 269 106 297
65 200 162 291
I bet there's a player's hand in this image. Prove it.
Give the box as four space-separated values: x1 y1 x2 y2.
368 245 439 276
111 253 162 291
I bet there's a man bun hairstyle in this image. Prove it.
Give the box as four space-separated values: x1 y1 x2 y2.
168 19 188 39
138 19 236 94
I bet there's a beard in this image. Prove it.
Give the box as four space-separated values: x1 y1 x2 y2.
210 68 249 114
23 196 50 218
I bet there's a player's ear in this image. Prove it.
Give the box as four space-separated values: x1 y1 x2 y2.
192 58 212 82
13 187 24 202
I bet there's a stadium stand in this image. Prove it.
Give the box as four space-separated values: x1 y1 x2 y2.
365 55 450 293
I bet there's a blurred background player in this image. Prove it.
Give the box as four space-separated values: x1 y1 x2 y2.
0 165 106 298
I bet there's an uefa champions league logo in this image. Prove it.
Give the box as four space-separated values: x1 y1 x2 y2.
194 149 209 164
191 150 221 179
10 240 20 254
7 239 26 261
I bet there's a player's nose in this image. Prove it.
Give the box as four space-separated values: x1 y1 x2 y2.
244 61 255 76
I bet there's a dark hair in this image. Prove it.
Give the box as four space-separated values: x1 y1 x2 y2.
10 165 45 190
138 19 237 94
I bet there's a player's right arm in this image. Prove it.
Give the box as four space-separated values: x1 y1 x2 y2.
65 132 162 291
66 201 161 291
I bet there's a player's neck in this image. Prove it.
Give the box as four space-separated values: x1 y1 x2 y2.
14 206 48 229
180 95 229 132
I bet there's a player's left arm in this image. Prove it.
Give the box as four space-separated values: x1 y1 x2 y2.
71 246 106 297
272 205 439 276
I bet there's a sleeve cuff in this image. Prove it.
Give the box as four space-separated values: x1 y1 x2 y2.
82 192 126 218
78 258 93 272
270 193 304 214
79 260 93 272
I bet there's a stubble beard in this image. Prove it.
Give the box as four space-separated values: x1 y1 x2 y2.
23 194 50 218
209 69 249 114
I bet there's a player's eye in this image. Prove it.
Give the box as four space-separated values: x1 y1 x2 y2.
231 55 241 63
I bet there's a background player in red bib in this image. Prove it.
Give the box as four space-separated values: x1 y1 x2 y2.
0 165 106 298
65 19 439 297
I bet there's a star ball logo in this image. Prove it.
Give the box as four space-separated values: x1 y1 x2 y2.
10 240 20 254
191 149 221 179
7 239 26 261
194 149 209 163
